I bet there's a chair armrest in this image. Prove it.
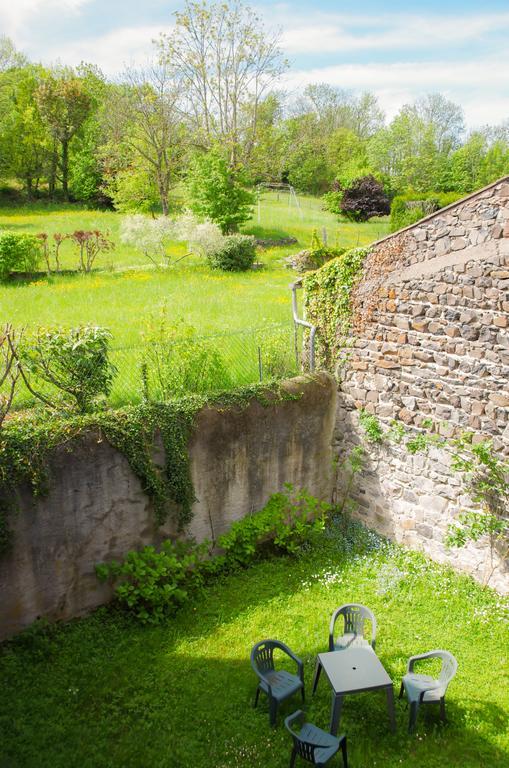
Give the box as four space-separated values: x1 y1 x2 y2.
282 646 304 680
284 709 305 732
407 650 442 672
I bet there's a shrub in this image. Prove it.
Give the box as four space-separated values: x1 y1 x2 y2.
390 191 464 232
207 234 256 271
22 325 117 412
71 230 114 273
175 212 225 258
142 314 231 398
96 539 215 625
218 486 330 567
0 232 40 279
96 486 331 622
339 175 390 222
120 215 176 267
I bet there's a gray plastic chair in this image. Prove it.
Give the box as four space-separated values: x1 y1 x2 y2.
285 710 348 767
251 639 305 726
399 650 458 732
329 604 377 652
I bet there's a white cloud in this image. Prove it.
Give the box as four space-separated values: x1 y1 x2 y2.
52 25 166 75
278 11 509 54
0 1 91 40
282 55 509 126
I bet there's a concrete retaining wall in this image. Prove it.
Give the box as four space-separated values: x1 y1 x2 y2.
0 374 336 640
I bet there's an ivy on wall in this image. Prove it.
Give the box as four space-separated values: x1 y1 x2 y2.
0 381 302 554
303 247 368 370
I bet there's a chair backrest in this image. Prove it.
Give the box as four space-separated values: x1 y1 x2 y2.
437 651 458 690
331 604 376 646
251 639 290 676
285 712 322 764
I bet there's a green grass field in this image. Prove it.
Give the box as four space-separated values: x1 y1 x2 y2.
1 519 507 768
0 193 388 406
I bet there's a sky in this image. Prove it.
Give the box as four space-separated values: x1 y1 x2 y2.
1 0 508 128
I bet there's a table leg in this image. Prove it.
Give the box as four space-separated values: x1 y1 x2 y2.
312 660 322 695
386 684 396 733
330 693 343 736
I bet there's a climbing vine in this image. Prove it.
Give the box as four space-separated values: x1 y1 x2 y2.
303 247 368 370
0 380 303 554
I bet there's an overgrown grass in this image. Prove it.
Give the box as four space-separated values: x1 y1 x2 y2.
0 193 388 407
1 519 507 767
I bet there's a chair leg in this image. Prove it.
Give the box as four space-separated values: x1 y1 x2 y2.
269 696 278 727
340 735 348 768
254 686 260 708
408 702 419 734
289 746 297 768
440 697 446 723
398 682 404 699
301 684 306 703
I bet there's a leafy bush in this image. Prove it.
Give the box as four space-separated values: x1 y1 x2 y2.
207 234 256 271
390 191 463 232
339 175 390 222
0 232 40 279
22 325 117 412
96 539 215 625
175 212 226 258
71 230 114 272
142 314 231 398
96 486 330 623
186 149 254 234
218 486 330 567
259 328 293 379
120 214 176 267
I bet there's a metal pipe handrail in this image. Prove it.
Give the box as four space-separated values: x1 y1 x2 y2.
290 281 316 372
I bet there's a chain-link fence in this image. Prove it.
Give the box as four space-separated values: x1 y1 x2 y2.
9 323 301 412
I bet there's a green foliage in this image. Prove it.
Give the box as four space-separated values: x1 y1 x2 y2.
446 437 509 559
22 325 116 412
142 314 231 398
106 165 161 214
218 485 330 567
258 327 293 379
359 409 384 443
390 191 463 232
95 485 329 623
207 233 256 271
0 232 40 278
96 539 215 624
303 246 368 369
186 149 254 233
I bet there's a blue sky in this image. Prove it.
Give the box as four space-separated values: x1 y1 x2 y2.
1 0 508 127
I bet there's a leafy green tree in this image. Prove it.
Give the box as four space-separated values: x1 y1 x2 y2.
186 149 254 233
0 65 51 197
35 71 93 200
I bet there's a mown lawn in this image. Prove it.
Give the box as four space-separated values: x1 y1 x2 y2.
1 520 507 768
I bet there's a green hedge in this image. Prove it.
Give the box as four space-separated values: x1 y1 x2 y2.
390 191 464 232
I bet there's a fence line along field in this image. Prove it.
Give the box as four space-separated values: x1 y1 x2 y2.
1 193 389 407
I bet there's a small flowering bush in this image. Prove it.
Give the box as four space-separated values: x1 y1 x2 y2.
120 214 176 267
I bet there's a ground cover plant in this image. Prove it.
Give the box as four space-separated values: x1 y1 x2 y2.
0 515 507 768
0 194 388 407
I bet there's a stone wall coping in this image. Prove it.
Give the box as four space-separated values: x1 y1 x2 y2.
369 174 509 250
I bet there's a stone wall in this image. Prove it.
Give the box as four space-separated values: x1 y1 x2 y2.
0 374 336 640
334 178 509 593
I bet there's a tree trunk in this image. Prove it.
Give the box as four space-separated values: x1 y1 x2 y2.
25 176 33 201
61 139 69 201
48 141 58 199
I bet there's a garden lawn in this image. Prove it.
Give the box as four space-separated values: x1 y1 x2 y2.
0 194 388 407
0 520 508 768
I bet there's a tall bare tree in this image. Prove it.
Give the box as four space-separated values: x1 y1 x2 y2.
158 0 287 165
104 62 185 215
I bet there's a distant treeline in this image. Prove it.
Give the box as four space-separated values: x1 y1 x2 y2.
0 1 508 214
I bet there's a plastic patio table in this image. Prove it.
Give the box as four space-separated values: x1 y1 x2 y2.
312 646 396 735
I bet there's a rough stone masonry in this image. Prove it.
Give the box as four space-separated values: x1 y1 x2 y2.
334 177 509 593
